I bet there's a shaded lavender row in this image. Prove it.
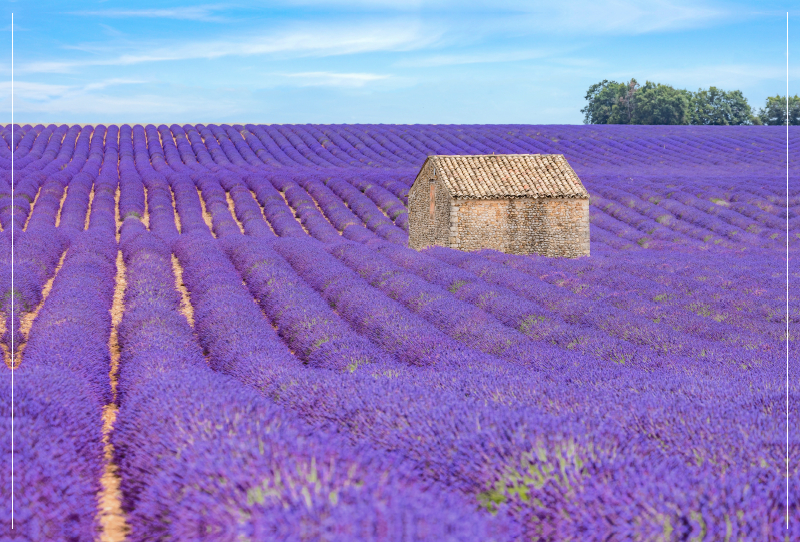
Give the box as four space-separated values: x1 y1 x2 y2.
223 235 399 372
543 244 796 341
589 190 710 247
425 245 776 368
481 247 775 334
593 180 780 248
328 240 577 370
487 248 789 348
342 172 409 231
358 239 664 366
321 175 407 244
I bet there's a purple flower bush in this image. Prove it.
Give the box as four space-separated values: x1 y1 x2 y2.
0 366 104 540
0 123 796 540
22 229 116 404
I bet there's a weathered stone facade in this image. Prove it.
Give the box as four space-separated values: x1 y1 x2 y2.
409 154 590 257
453 197 589 257
408 158 450 249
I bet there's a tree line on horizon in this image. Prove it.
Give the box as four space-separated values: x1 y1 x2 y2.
582 78 800 126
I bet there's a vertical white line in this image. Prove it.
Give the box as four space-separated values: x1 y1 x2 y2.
787 10 790 532
10 12 14 531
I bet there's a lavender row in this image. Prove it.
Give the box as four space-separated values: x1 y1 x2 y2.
603 181 780 247
242 172 307 237
215 173 275 238
328 240 583 370
0 365 104 539
272 236 519 371
322 175 407 243
22 229 116 403
223 235 398 371
293 172 380 243
424 245 777 368
0 225 118 538
559 245 795 333
480 248 778 351
267 171 343 242
342 172 409 230
359 239 676 366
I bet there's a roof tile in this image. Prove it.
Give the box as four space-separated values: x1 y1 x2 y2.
415 154 588 199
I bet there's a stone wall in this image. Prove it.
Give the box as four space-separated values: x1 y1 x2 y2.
408 161 450 250
454 197 589 257
410 164 590 257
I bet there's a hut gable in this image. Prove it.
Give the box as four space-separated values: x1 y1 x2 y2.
408 154 590 258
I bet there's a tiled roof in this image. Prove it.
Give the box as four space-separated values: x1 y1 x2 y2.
419 154 589 199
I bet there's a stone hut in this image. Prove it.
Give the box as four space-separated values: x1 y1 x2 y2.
408 154 590 257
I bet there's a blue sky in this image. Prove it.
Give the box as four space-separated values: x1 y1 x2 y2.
0 0 798 124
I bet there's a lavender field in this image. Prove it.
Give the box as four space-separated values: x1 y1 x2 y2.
0 123 797 541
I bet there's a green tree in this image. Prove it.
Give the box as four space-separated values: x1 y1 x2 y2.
631 82 691 125
759 95 800 125
582 79 691 125
581 80 624 124
582 79 763 125
581 79 641 124
690 87 755 125
609 79 640 124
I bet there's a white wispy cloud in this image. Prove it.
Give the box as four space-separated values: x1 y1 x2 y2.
397 49 555 68
0 79 218 122
10 93 235 121
82 78 148 91
0 81 72 101
99 23 125 37
641 64 788 89
250 0 729 35
546 0 727 35
0 79 146 102
69 5 228 23
278 71 390 87
19 21 436 74
240 0 427 8
0 23 29 32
